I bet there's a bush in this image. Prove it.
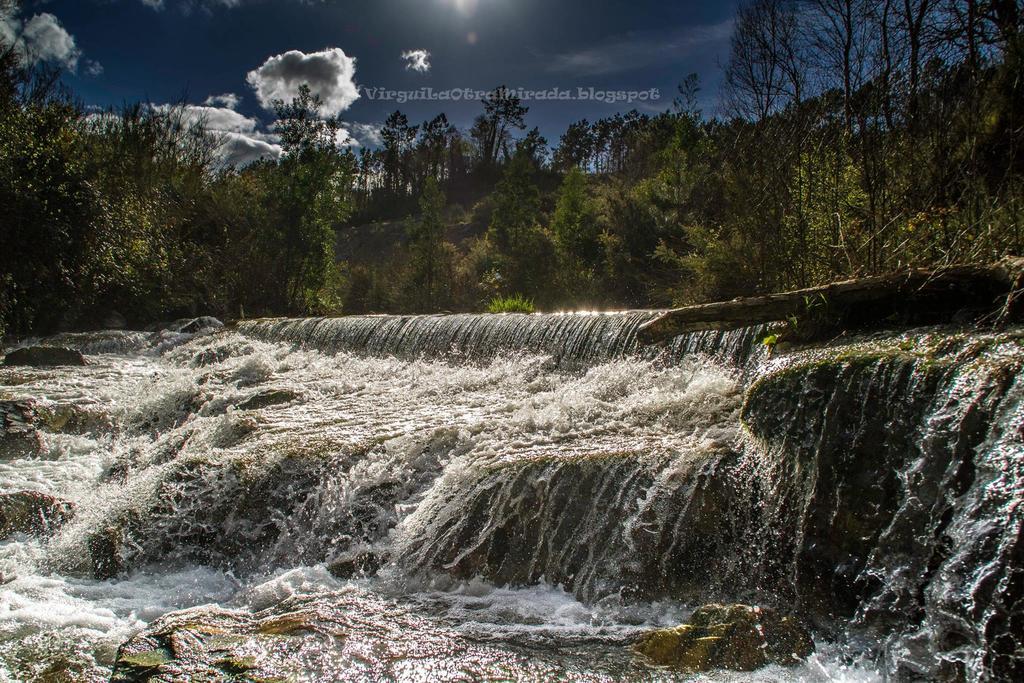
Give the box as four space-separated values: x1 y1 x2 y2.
486 293 535 314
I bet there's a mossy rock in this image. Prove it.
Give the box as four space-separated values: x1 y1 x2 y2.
635 604 813 671
117 648 173 670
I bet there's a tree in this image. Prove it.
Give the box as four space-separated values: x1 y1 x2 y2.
261 85 355 313
470 86 528 168
553 119 594 172
405 176 450 310
724 0 804 121
488 149 554 297
380 110 418 198
552 167 600 265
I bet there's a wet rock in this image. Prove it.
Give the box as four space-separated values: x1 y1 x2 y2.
2 399 111 445
634 604 814 671
1 400 44 458
111 607 262 682
327 548 385 579
236 389 299 411
0 490 75 538
3 346 86 367
37 402 113 435
398 447 741 603
109 587 601 682
179 316 223 334
82 450 333 578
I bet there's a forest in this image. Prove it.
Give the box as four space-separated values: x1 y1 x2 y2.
1 0 1022 335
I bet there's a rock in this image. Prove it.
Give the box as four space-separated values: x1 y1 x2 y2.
1 400 44 458
2 400 112 459
36 403 113 435
397 447 742 603
3 346 86 367
634 604 814 671
236 389 299 411
327 548 384 579
0 491 75 538
179 316 223 334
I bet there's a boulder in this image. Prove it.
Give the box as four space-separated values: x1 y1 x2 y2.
179 316 223 334
0 490 75 538
3 346 86 367
634 604 814 671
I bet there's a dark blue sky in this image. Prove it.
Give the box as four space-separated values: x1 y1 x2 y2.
16 0 738 157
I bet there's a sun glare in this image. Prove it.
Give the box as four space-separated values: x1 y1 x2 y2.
443 0 481 16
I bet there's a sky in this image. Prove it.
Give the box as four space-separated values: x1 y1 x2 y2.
3 0 739 165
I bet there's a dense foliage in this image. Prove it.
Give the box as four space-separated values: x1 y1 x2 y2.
1 0 1021 334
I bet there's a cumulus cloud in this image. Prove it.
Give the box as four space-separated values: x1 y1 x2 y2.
203 92 241 109
401 49 431 73
179 105 261 134
246 48 359 118
0 11 81 70
547 20 733 76
84 59 104 77
219 132 282 166
149 102 282 166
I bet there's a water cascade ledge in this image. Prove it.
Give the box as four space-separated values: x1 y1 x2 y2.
237 312 769 369
0 312 1020 681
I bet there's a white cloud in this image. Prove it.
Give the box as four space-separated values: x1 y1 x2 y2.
184 105 260 133
219 131 282 166
547 20 733 76
139 0 165 9
203 92 241 109
401 49 431 73
343 122 383 148
246 47 359 118
150 102 282 166
1 11 81 70
84 59 104 77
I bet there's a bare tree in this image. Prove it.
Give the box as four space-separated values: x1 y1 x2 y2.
723 0 805 121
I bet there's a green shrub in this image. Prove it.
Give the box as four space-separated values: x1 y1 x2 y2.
486 294 535 314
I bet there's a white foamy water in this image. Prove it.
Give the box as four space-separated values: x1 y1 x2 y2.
0 323 890 681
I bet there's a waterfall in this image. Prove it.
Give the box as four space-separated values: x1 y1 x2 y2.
238 312 769 370
2 313 1020 681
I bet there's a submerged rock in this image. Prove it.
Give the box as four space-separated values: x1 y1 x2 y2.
109 585 630 682
0 491 75 538
79 450 333 579
397 447 742 602
634 603 814 671
3 346 86 367
235 388 299 411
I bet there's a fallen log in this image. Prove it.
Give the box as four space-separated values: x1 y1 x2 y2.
637 257 1024 345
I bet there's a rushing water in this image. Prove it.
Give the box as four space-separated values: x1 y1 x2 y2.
0 313 1020 681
